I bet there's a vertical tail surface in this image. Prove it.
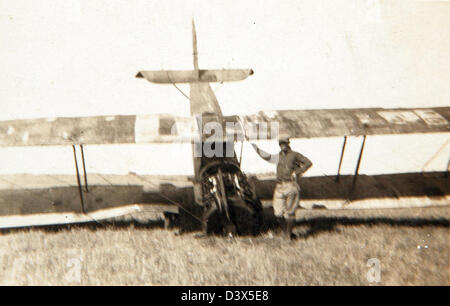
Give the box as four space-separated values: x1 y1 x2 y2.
192 19 199 71
136 19 253 116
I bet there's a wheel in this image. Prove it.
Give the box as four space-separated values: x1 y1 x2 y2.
163 212 178 230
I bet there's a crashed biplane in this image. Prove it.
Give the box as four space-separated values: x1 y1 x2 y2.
0 21 449 233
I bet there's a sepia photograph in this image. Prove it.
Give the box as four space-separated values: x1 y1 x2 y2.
0 0 449 289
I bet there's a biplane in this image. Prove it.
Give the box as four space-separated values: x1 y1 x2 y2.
0 21 448 233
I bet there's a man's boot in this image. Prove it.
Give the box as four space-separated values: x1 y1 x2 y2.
285 216 296 240
275 217 286 234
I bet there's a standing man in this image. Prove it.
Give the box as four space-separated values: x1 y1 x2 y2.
251 136 312 239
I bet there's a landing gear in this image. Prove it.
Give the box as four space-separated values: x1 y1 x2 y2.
200 197 263 236
163 211 178 230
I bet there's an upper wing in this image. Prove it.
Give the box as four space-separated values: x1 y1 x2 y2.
241 107 450 139
1 107 448 147
0 114 199 147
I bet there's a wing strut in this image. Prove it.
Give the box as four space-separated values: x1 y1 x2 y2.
80 144 89 193
351 135 367 192
72 145 86 214
335 136 347 182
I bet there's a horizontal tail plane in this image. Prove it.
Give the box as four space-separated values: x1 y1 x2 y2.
136 19 253 85
136 19 253 117
135 69 254 84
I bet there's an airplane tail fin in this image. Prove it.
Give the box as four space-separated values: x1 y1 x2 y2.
136 19 253 84
192 19 199 71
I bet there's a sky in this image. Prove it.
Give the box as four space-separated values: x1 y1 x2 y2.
1 0 449 120
0 0 449 176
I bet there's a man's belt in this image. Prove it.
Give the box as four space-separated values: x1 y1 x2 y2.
276 178 296 183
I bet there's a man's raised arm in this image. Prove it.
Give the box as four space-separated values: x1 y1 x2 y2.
250 143 278 164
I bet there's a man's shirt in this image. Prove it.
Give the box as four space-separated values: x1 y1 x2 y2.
252 144 312 182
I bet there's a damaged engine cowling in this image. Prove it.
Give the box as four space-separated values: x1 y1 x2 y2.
199 161 263 235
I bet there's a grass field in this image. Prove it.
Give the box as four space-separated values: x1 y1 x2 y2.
0 206 448 285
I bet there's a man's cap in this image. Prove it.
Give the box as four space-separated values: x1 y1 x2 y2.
278 135 290 144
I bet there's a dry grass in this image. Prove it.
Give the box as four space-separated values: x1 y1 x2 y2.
0 206 448 285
